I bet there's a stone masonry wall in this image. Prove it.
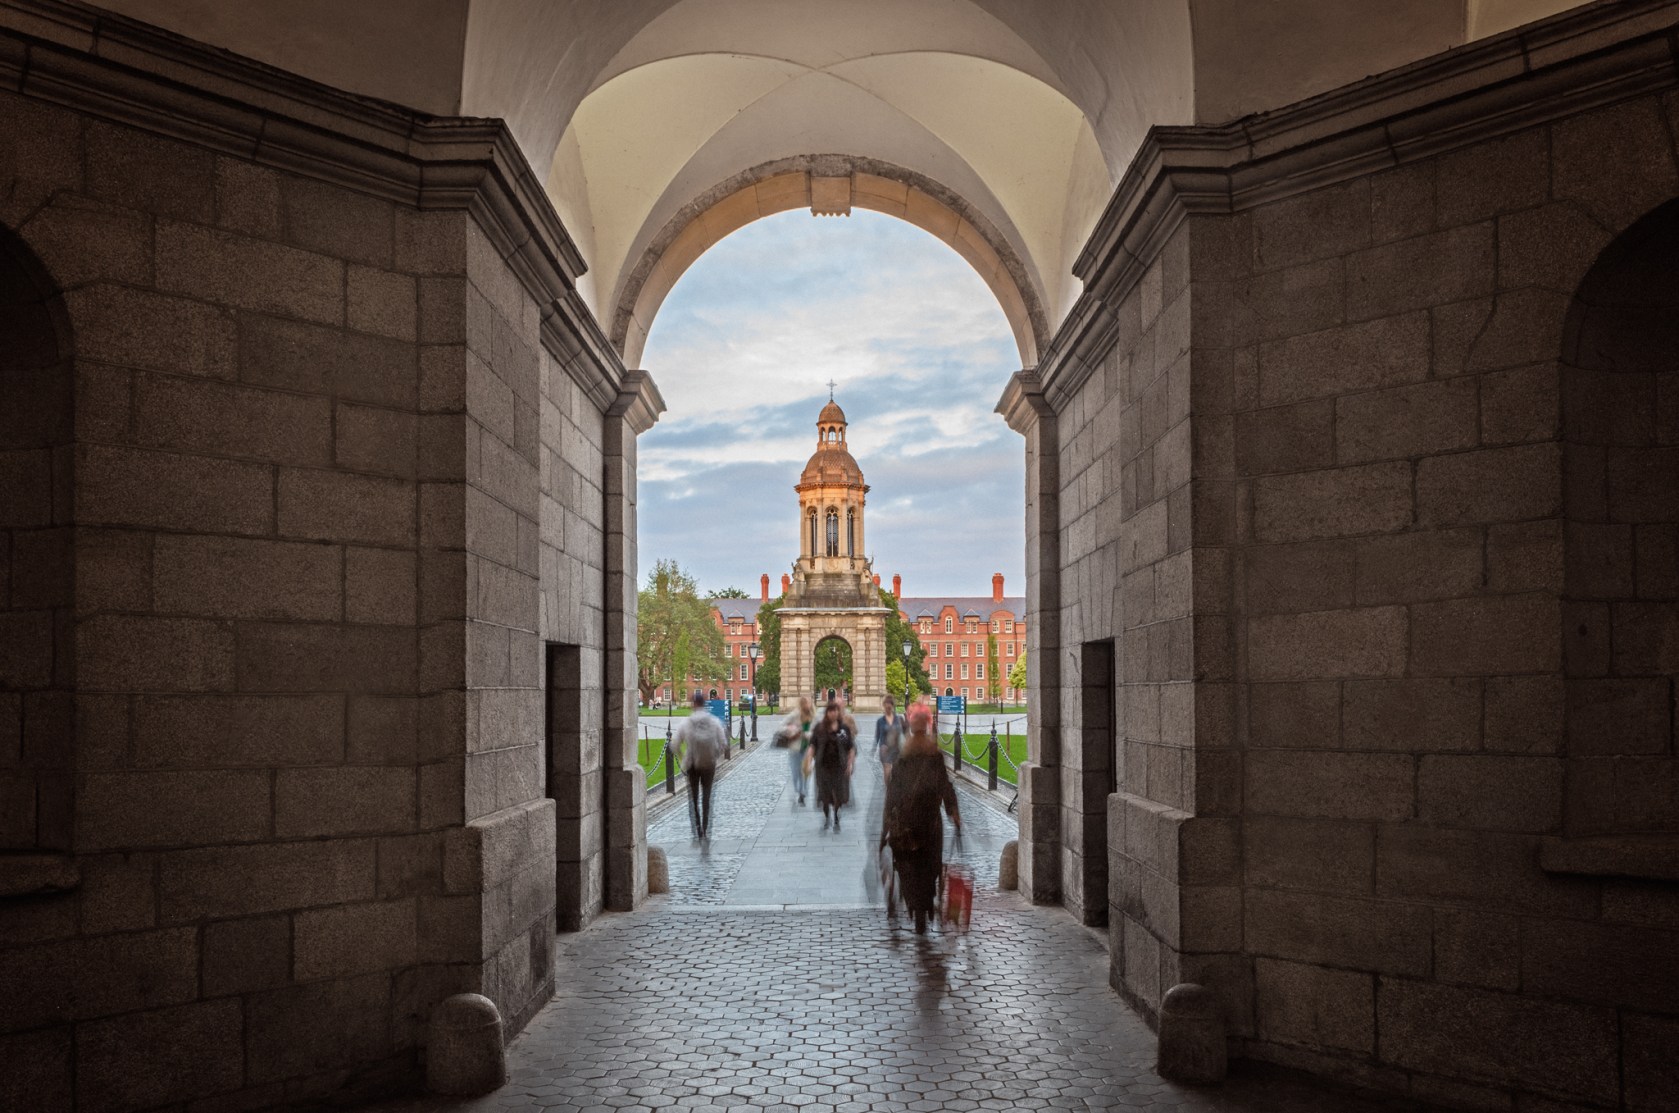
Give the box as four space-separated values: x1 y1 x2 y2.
1204 92 1679 1109
0 51 629 1112
1035 15 1679 1109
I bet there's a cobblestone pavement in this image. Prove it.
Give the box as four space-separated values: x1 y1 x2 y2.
648 737 1012 907
368 735 1445 1113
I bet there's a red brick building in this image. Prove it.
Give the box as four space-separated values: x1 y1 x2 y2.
897 573 1027 703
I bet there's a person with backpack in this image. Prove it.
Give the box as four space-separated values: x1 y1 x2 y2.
674 690 728 841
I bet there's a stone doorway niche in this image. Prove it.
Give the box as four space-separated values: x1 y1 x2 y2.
1559 197 1679 837
0 223 74 858
545 642 592 931
1076 639 1117 929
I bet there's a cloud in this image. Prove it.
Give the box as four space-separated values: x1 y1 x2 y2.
639 210 1025 597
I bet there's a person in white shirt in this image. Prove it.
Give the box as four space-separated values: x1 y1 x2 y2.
674 691 728 840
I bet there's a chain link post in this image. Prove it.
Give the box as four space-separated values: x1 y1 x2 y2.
952 718 963 773
663 741 675 796
988 721 999 791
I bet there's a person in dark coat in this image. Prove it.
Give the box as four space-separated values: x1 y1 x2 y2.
809 698 855 831
881 701 961 933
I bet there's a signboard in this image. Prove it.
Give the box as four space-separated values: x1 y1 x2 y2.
936 695 966 714
707 699 731 726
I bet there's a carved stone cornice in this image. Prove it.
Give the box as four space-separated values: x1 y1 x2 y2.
606 371 666 437
995 369 1055 436
1041 0 1679 406
0 0 629 403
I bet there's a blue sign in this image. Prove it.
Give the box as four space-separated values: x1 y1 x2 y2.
707 699 731 725
936 696 966 714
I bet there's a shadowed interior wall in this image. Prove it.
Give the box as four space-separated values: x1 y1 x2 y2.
0 227 72 855
1560 199 1679 836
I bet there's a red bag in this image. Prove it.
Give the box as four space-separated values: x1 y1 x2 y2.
941 862 973 932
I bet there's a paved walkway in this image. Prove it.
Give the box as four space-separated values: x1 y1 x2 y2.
369 740 1444 1113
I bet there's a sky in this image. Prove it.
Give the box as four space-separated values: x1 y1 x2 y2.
637 208 1026 600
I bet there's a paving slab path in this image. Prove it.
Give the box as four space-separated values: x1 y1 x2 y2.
369 739 1445 1113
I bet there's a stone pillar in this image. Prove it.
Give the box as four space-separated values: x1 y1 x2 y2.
603 371 663 911
997 370 1061 904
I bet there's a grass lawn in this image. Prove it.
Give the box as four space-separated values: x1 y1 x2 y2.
637 707 694 717
937 729 1028 786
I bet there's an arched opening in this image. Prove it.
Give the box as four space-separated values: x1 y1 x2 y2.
813 635 853 703
1559 197 1679 836
0 223 74 856
613 160 1050 368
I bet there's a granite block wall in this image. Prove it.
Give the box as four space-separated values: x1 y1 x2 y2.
0 38 639 1108
1049 76 1679 1110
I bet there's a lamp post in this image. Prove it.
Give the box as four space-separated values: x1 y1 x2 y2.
901 639 912 710
747 642 760 741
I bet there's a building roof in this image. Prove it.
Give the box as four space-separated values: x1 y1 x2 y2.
898 596 1026 623
818 399 846 425
712 598 761 623
797 445 865 487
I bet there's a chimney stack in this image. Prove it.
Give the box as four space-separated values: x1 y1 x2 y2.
873 573 881 587
760 573 770 601
992 572 1004 603
892 573 901 597
781 573 790 593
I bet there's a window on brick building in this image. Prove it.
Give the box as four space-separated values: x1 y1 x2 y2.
1006 620 1014 632
976 663 984 679
1007 642 1015 657
960 642 968 657
991 620 999 632
944 663 953 679
740 664 748 680
960 664 969 679
944 642 952 656
944 617 952 633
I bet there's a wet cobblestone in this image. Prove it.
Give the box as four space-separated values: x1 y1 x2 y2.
368 737 1446 1113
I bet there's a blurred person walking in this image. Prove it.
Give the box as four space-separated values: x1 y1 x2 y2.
674 690 728 840
881 701 961 933
809 698 856 831
874 695 904 791
778 695 815 806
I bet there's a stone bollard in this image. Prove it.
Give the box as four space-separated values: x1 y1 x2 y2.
998 840 1018 891
647 845 669 894
427 993 507 1096
1156 983 1227 1084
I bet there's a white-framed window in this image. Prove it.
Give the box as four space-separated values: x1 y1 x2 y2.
944 663 953 679
1006 620 1015 633
662 687 670 700
976 663 984 679
944 642 953 657
739 664 748 680
927 643 937 657
960 664 969 680
1007 642 1016 657
725 644 733 657
991 620 1000 632
960 643 969 657
944 617 953 633
961 686 969 697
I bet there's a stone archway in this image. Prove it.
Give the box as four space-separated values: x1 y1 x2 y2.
612 155 1048 369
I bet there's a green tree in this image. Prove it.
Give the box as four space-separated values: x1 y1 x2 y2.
754 595 785 696
636 559 727 704
885 658 921 703
1007 648 1028 694
814 637 852 694
709 586 749 599
985 632 1002 704
878 589 929 693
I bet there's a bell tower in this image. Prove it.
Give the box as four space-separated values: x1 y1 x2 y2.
779 395 890 712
